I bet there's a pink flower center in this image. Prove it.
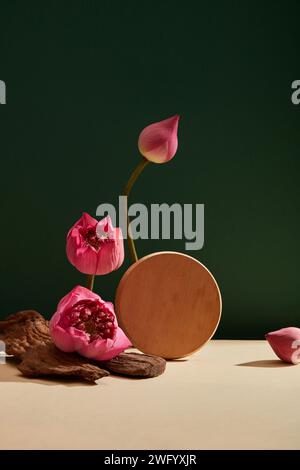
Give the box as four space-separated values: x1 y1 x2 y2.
80 226 112 251
65 300 116 342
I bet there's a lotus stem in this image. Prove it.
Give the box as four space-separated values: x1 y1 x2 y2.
123 158 149 263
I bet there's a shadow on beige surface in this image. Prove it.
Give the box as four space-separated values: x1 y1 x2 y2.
0 359 146 386
237 359 293 368
0 360 96 387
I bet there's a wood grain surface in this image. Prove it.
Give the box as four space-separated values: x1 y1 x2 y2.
115 252 222 359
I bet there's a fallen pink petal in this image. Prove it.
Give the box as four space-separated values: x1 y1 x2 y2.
265 327 300 364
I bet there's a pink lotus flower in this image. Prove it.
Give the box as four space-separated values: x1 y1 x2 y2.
138 114 180 164
49 285 132 361
266 327 300 364
66 213 124 275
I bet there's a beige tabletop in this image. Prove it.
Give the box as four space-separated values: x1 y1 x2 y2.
0 340 299 450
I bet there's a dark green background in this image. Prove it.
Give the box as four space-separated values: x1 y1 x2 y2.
1 0 299 338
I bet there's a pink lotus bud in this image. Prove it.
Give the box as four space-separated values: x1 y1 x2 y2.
266 327 300 364
49 285 132 361
138 114 180 164
66 212 124 275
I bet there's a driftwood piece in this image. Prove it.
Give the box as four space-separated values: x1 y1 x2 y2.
0 311 167 381
0 310 51 359
18 343 109 383
103 352 166 378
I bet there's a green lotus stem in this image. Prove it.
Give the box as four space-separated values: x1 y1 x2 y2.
86 274 95 291
123 157 149 263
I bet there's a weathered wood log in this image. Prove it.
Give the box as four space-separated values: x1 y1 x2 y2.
0 310 51 359
103 352 166 378
18 343 109 382
0 311 167 382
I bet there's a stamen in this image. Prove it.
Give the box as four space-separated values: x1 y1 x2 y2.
65 300 115 342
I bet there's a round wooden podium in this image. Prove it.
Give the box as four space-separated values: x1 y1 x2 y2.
115 252 222 359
